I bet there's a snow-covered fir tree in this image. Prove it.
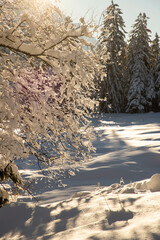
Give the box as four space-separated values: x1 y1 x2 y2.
97 0 126 113
154 59 160 111
126 13 152 113
151 33 160 67
150 33 160 111
151 33 160 111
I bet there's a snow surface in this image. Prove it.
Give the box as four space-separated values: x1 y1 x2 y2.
1 112 160 239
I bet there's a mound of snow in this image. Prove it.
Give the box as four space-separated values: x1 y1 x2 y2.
1 177 160 240
146 174 160 192
116 174 160 194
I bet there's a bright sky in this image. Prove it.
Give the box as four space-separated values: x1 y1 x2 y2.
58 0 160 39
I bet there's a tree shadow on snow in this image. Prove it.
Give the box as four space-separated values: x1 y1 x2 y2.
106 209 134 225
0 202 52 238
64 121 160 189
54 207 81 233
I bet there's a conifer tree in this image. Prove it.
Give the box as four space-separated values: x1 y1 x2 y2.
151 33 160 111
154 59 160 111
151 33 160 66
126 13 152 113
97 0 126 113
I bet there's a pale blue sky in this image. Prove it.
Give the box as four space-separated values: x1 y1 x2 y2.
59 0 160 39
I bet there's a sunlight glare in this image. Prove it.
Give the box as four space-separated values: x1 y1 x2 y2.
20 0 60 17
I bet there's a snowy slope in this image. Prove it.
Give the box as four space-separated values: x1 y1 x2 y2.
0 112 160 240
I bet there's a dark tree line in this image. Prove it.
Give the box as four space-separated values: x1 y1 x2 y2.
97 0 160 113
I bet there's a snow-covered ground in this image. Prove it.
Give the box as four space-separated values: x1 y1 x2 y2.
1 112 160 240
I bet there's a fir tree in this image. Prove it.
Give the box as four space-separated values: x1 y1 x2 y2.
97 0 126 113
149 33 160 111
154 59 160 111
151 33 160 66
126 13 152 113
151 33 160 111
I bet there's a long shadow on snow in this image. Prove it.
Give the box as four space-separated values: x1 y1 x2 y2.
0 201 81 238
0 203 52 238
64 126 160 187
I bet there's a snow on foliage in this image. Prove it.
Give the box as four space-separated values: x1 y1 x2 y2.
0 0 101 205
97 0 126 113
151 33 160 66
126 13 152 113
96 3 160 114
0 188 9 208
151 34 160 111
154 61 160 110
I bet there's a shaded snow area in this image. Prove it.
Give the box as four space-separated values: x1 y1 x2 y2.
1 112 160 240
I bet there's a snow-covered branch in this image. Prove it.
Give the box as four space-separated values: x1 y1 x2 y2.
0 0 101 205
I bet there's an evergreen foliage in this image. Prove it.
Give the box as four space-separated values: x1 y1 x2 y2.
151 33 160 111
154 59 160 111
97 0 126 113
151 33 160 66
126 13 152 113
97 2 160 114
